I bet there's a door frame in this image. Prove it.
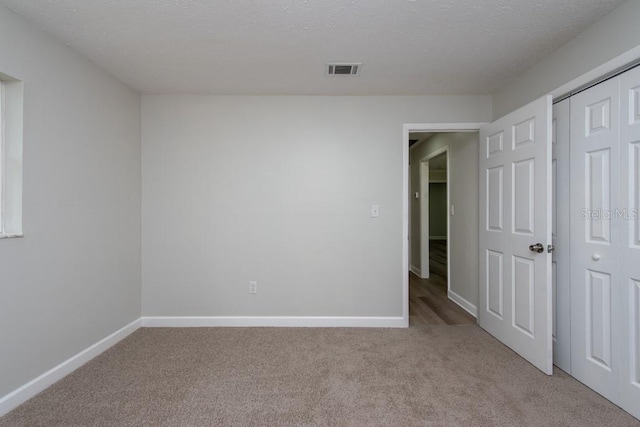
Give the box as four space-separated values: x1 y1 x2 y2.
402 123 486 326
400 44 640 329
419 146 449 280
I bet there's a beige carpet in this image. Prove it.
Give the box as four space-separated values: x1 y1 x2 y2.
1 326 638 426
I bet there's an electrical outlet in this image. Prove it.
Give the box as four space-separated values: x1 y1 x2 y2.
249 281 257 294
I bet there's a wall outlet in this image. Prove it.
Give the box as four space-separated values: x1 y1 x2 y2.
249 281 257 294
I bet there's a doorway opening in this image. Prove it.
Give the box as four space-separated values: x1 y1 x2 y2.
405 129 480 326
418 147 448 280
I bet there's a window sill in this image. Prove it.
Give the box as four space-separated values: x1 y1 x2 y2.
0 232 23 239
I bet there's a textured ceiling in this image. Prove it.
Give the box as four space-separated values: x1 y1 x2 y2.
0 0 626 95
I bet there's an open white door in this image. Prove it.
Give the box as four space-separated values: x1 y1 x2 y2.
479 95 553 375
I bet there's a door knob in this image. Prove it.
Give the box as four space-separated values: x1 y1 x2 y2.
529 243 544 253
592 254 601 261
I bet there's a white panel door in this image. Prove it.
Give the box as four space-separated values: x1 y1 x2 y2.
479 95 553 375
619 66 640 420
552 98 571 373
570 77 621 402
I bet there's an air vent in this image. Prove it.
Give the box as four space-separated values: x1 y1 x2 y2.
327 63 361 76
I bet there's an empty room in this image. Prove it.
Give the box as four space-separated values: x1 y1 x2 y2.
1 0 640 425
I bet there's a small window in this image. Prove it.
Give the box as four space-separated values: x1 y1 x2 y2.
0 73 24 239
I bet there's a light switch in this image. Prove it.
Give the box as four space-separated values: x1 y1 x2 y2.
371 204 380 218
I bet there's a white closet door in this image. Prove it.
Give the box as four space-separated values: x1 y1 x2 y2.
619 66 640 420
479 95 553 375
570 77 621 402
552 98 571 373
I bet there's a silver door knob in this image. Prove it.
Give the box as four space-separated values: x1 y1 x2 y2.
592 254 601 261
529 243 544 253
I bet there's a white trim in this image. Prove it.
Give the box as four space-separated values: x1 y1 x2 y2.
402 125 410 328
419 159 430 279
422 147 448 160
410 265 421 277
405 123 487 132
141 316 406 328
444 146 452 306
0 232 23 239
448 290 478 318
403 123 486 329
0 319 141 417
0 76 23 238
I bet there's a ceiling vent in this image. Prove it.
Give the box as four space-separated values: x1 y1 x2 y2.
327 63 361 76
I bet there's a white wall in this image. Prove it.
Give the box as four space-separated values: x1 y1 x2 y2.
493 0 640 119
0 0 635 409
0 7 141 397
410 133 479 310
142 95 491 318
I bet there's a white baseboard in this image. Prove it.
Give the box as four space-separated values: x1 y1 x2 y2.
410 265 421 276
411 265 430 279
448 290 477 318
141 316 406 328
0 318 141 417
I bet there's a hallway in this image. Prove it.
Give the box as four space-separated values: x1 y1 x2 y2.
409 240 476 326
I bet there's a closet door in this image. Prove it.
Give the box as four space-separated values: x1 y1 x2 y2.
619 66 640 420
570 77 621 402
552 99 571 373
